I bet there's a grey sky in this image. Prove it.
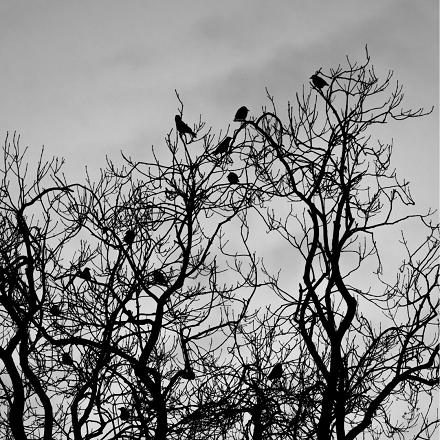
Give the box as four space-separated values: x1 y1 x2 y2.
0 0 438 213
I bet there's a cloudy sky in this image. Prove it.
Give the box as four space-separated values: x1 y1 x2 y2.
0 0 438 215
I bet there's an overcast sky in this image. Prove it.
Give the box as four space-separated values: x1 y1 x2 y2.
0 0 438 231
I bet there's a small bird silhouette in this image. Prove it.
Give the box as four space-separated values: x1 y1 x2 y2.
62 353 74 366
124 229 135 246
181 369 196 380
78 267 92 281
234 106 249 121
310 73 328 90
227 172 239 184
152 269 168 286
119 407 130 421
214 136 232 155
267 363 283 381
175 115 196 138
50 304 61 316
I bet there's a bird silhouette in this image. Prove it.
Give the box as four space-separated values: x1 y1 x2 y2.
62 353 74 366
310 73 328 90
175 115 196 138
213 136 232 155
50 304 61 316
78 267 92 281
234 106 249 121
152 269 168 286
124 229 135 246
267 363 283 381
181 369 196 380
227 172 239 184
119 407 130 421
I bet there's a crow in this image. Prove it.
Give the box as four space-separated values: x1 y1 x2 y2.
227 172 239 184
234 106 249 121
310 73 328 89
62 353 74 366
78 267 92 281
181 369 196 380
152 269 168 286
175 115 196 137
50 304 61 316
124 229 135 246
213 136 232 155
119 407 130 421
267 363 283 381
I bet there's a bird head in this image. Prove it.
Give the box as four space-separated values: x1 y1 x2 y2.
175 115 181 122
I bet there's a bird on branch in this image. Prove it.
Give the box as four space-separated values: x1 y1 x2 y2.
267 363 283 381
310 73 328 90
119 407 130 421
227 172 239 185
78 267 92 281
124 229 135 246
50 304 61 316
152 269 168 286
62 353 74 366
213 136 232 156
175 115 196 138
234 106 249 122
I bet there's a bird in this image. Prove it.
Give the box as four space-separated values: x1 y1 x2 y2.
62 353 74 366
152 269 168 286
175 115 196 138
119 407 130 421
213 136 232 155
124 229 135 246
234 106 249 121
50 304 61 316
78 267 92 281
310 73 329 90
181 369 196 380
227 172 239 185
267 363 283 381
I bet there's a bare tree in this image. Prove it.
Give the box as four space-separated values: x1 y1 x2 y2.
214 49 438 440
0 50 437 440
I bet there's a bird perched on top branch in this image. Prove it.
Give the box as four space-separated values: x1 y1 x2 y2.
175 115 196 138
234 106 249 122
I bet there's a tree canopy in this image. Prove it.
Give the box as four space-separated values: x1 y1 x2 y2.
0 52 438 440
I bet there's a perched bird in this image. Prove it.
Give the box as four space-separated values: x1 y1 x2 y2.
78 267 92 281
124 229 135 246
181 369 196 380
50 304 61 316
227 172 239 185
62 353 74 366
267 363 283 381
152 269 168 286
213 136 232 155
175 115 196 138
119 407 130 421
310 73 329 90
234 106 249 122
